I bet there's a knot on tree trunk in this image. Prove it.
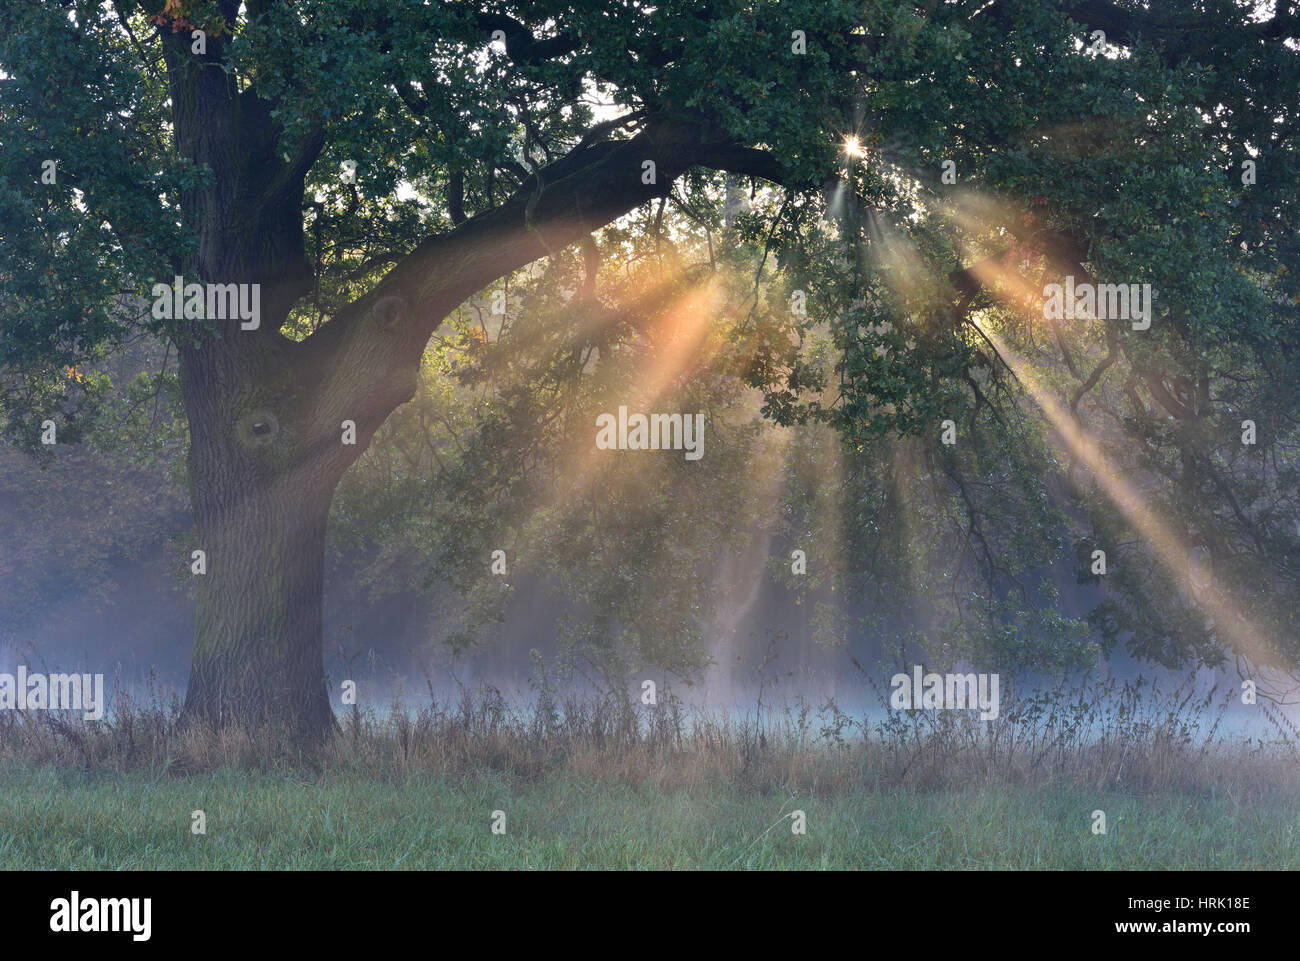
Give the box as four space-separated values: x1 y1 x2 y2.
236 408 281 449
372 294 408 332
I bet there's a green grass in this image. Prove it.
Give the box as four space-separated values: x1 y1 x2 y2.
2 761 1297 870
6 682 1299 869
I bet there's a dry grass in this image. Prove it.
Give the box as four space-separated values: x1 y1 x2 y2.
3 670 1299 802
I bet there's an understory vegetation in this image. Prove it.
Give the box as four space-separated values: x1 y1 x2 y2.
2 674 1298 869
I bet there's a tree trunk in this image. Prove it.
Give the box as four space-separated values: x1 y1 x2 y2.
183 471 337 739
159 20 349 741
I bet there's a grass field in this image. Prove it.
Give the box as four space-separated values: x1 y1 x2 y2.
2 762 1298 870
3 678 1300 870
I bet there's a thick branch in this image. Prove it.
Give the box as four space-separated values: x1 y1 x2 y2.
475 13 579 64
291 115 783 443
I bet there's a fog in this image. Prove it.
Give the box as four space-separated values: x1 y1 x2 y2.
1 459 1287 741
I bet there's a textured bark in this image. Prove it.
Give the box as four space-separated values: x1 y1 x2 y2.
161 21 345 737
184 474 335 736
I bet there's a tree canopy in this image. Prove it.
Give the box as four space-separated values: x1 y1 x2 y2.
2 0 1298 733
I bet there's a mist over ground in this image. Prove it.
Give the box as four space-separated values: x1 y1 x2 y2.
2 429 1286 744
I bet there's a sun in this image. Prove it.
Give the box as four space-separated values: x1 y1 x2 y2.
843 134 866 158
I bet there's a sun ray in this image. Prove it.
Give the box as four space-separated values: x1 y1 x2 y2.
976 319 1285 680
